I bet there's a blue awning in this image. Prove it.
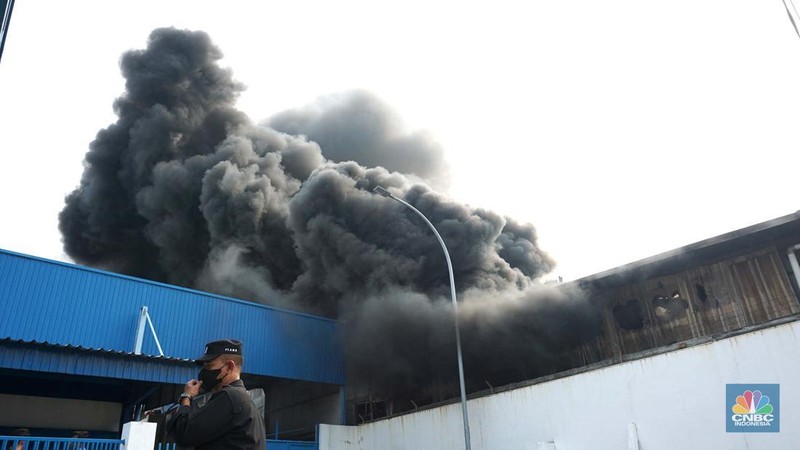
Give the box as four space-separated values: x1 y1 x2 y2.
0 338 196 384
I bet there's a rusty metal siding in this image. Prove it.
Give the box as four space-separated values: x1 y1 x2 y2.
545 245 800 375
728 250 797 324
0 248 344 385
594 246 800 361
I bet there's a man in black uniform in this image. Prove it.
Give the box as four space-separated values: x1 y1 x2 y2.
167 339 266 449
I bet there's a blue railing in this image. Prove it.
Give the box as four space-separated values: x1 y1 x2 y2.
0 437 124 450
266 440 317 450
0 436 316 450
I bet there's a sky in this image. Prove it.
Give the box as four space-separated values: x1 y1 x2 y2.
1 0 799 281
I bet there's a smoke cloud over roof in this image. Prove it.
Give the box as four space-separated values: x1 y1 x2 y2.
269 91 449 190
59 28 599 397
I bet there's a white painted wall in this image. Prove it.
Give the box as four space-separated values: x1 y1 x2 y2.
120 421 157 450
320 320 800 450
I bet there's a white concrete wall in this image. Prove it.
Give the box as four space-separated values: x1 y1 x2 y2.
320 320 800 450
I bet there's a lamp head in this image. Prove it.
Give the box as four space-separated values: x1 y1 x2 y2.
373 185 392 198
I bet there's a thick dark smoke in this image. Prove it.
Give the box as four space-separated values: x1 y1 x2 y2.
344 285 600 400
59 28 600 398
269 91 449 190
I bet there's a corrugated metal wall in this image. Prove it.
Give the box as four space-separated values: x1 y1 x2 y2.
587 246 800 363
0 249 343 385
0 340 196 384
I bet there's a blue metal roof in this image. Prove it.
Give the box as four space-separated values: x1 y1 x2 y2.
0 248 344 385
0 338 196 384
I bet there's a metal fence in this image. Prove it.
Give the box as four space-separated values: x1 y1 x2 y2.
0 437 124 450
155 440 315 449
0 436 316 450
266 440 318 450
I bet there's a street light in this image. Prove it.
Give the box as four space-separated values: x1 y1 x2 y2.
373 185 471 450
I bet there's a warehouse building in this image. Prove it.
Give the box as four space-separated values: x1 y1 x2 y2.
331 211 800 449
2 211 800 449
0 249 344 442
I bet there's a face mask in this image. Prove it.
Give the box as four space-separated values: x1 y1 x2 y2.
198 366 224 392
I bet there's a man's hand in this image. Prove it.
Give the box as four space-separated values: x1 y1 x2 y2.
184 379 202 397
178 379 202 406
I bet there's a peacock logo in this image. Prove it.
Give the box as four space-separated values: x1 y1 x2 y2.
726 384 779 433
731 390 773 415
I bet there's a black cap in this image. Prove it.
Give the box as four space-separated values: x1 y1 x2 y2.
195 339 242 365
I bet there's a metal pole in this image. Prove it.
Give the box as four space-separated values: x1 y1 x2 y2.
134 306 148 354
0 0 16 63
144 310 165 356
373 186 471 450
782 0 800 39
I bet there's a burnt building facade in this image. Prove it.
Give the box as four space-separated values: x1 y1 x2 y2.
574 211 800 365
354 211 800 422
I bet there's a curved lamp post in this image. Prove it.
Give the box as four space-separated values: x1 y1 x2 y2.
373 185 471 450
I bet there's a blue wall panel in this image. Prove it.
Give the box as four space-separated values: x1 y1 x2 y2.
0 249 344 384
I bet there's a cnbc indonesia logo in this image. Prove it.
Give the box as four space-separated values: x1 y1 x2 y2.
726 384 780 433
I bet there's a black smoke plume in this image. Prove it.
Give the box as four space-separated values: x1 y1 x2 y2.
59 28 600 399
269 91 449 190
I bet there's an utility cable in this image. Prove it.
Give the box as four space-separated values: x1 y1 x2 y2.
782 0 800 39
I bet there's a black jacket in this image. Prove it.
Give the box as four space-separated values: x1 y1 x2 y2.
168 379 266 450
